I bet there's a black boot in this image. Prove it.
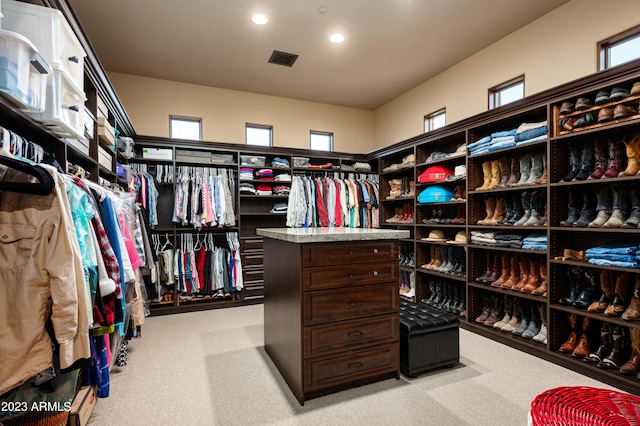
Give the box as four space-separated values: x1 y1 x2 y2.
497 195 512 225
422 280 437 305
507 193 523 225
575 143 595 180
453 286 465 315
598 325 629 369
560 188 581 226
447 286 458 312
585 322 612 364
559 267 581 305
622 185 640 228
562 143 581 181
573 187 596 227
573 269 598 309
433 281 443 306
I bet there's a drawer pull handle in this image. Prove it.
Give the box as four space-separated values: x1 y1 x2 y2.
348 331 363 338
373 271 378 276
373 248 378 253
348 362 364 370
68 56 80 63
348 300 363 307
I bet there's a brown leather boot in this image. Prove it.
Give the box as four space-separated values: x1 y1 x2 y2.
484 296 502 327
559 314 578 353
572 317 591 358
622 275 640 321
512 257 530 291
619 135 640 176
531 263 547 296
477 197 496 225
605 272 632 316
506 155 520 187
476 161 492 190
498 157 510 187
521 258 540 293
620 328 640 375
429 246 442 270
422 246 436 269
492 253 511 287
501 254 520 289
486 197 505 224
475 295 491 323
588 269 614 312
487 159 500 189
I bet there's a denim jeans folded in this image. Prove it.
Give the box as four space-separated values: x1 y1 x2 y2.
522 244 548 251
523 236 548 243
490 136 516 144
588 259 640 269
469 148 490 156
516 121 547 134
491 129 517 138
468 136 492 149
471 231 498 239
492 241 523 248
586 253 636 262
487 141 516 152
471 236 497 244
515 134 548 146
515 126 548 142
494 234 523 241
586 245 639 255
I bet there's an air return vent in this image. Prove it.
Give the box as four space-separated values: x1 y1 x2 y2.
268 50 299 67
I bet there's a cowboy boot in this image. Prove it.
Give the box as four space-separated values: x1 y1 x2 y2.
487 159 500 189
516 154 531 186
477 196 496 225
622 185 640 228
513 192 531 226
484 296 502 327
562 143 580 181
491 253 511 287
476 161 492 190
422 280 436 305
526 152 544 184
573 187 596 227
572 317 591 358
521 258 540 293
573 269 598 309
589 269 615 313
432 281 444 306
574 143 594 180
507 155 521 186
476 252 494 283
602 185 628 227
485 253 501 284
496 195 512 225
588 187 612 227
498 157 510 187
523 190 546 226
430 246 443 270
501 302 521 332
475 295 491 323
619 135 640 176
589 139 608 179
533 152 548 184
455 287 466 316
512 300 530 336
494 296 512 329
622 275 640 321
559 313 579 353
434 246 449 272
501 254 520 289
422 245 435 269
532 263 547 296
585 322 612 364
486 197 505 224
441 246 456 274
605 272 633 316
532 304 548 344
513 257 530 291
603 139 624 178
560 188 581 226
559 267 581 305
386 179 402 199
620 328 640 375
522 302 541 339
507 193 523 225
599 325 629 369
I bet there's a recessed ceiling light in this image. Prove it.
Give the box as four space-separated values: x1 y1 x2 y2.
319 6 328 13
252 14 268 25
330 33 344 44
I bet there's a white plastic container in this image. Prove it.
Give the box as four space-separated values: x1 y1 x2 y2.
1 0 85 95
0 29 49 112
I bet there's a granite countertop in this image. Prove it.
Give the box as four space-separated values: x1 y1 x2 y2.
256 227 410 243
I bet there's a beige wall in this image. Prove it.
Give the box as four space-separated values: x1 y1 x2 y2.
108 72 374 153
372 0 640 150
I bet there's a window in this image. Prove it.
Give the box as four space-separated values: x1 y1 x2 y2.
599 25 640 70
310 131 333 151
246 124 272 146
488 76 524 109
424 108 446 133
170 116 201 140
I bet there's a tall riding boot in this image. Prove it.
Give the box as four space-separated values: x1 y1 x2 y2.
513 192 531 226
513 257 530 291
589 269 614 312
476 161 493 190
502 302 520 332
524 190 546 226
532 304 548 344
560 188 581 226
585 322 612 364
573 187 596 227
522 302 541 339
599 325 629 369
486 197 505 224
572 317 591 358
441 246 456 273
521 258 540 292
622 185 640 228
619 135 640 176
507 193 523 225
501 254 520 289
532 263 548 296
605 272 633 316
476 252 493 283
507 155 521 187
559 267 582 305
516 154 531 186
573 269 598 309
620 328 640 375
562 143 581 181
559 313 579 353
589 139 608 179
602 185 629 227
603 139 625 178
477 196 496 225
494 296 512 329
526 152 544 184
475 295 491 323
484 296 502 327
588 186 612 227
512 300 530 336
488 160 500 189
622 275 640 321
574 143 594 180
533 152 548 184
498 156 510 187
492 253 511 287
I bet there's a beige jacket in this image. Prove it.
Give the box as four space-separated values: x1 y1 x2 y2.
0 152 91 395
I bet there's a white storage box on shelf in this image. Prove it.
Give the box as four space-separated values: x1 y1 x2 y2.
0 29 49 112
27 67 86 139
1 0 86 95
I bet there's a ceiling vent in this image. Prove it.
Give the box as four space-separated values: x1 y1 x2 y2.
268 50 299 67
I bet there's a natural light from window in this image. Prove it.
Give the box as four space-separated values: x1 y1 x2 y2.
246 125 272 146
310 132 333 151
170 117 201 140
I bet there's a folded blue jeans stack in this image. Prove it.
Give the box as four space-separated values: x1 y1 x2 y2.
468 121 548 156
522 232 547 251
585 244 640 269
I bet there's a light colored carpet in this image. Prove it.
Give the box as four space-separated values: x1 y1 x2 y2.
88 304 620 426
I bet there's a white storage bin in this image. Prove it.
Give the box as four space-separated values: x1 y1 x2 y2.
28 67 85 139
2 0 85 94
0 29 49 112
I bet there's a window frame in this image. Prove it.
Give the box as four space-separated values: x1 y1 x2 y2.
310 130 333 152
598 24 640 71
245 123 273 147
488 75 525 110
424 108 446 133
169 115 202 140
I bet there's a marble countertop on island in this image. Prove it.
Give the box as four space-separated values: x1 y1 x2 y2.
256 227 410 243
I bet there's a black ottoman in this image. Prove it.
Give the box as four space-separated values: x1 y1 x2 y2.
399 299 460 377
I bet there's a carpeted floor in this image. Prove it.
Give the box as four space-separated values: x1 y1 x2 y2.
88 304 620 426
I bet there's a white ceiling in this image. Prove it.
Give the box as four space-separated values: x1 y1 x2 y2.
68 0 570 110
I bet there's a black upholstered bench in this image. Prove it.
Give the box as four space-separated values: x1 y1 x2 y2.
399 299 460 377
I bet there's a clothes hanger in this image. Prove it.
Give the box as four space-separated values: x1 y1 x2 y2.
0 149 54 195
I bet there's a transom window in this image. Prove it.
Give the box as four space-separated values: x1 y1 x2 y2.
310 131 333 151
170 116 202 140
488 76 524 110
246 124 273 146
424 108 446 133
599 25 640 70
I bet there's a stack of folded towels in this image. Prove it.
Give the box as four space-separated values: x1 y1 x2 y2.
522 232 547 251
585 244 640 269
256 168 274 181
256 184 272 196
240 182 256 195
